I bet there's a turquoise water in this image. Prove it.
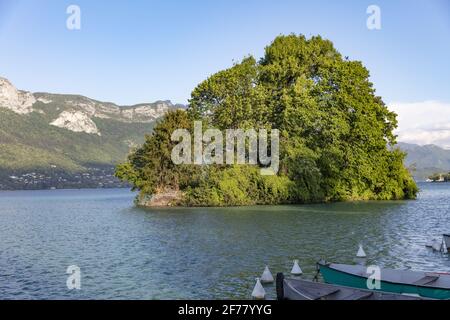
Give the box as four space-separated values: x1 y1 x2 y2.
0 183 449 299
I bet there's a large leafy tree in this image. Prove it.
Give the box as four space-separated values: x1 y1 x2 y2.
117 34 418 206
116 110 197 195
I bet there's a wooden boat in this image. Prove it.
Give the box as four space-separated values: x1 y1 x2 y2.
276 273 428 300
318 261 450 299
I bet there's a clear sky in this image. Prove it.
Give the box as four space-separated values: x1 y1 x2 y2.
1 0 450 146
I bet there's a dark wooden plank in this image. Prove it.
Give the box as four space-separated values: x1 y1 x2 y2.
413 275 439 286
341 291 373 300
287 280 340 300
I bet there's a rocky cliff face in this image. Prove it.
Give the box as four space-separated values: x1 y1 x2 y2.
50 110 101 135
0 77 36 114
0 77 183 135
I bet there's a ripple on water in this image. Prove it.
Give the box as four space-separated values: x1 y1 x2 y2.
0 184 450 299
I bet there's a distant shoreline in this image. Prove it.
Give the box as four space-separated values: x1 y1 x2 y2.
426 181 450 183
0 166 129 191
0 186 131 192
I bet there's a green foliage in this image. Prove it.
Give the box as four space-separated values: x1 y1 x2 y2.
0 107 155 172
116 110 200 194
0 143 82 171
118 34 418 206
182 166 294 206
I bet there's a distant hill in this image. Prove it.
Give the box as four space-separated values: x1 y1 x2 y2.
0 77 184 189
397 142 450 180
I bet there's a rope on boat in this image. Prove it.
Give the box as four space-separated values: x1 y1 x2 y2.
313 262 321 282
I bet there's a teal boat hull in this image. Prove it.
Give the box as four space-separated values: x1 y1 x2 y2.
320 264 450 300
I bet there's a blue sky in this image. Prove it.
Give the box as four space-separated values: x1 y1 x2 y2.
1 0 450 146
0 0 449 104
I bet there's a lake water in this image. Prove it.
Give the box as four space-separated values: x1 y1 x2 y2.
0 183 449 299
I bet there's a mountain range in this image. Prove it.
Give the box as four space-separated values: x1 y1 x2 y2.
397 142 450 180
0 77 183 189
0 76 448 189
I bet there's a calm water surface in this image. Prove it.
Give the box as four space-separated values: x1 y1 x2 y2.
1 183 449 299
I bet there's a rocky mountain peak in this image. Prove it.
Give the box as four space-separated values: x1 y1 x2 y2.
0 77 36 114
0 76 185 135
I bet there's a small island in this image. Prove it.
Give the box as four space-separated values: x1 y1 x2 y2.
116 34 418 207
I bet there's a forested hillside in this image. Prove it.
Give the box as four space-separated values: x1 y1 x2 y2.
0 77 183 189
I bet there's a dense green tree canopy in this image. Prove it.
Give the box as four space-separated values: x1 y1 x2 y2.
117 34 418 206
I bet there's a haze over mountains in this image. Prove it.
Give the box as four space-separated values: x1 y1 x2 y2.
0 76 448 188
